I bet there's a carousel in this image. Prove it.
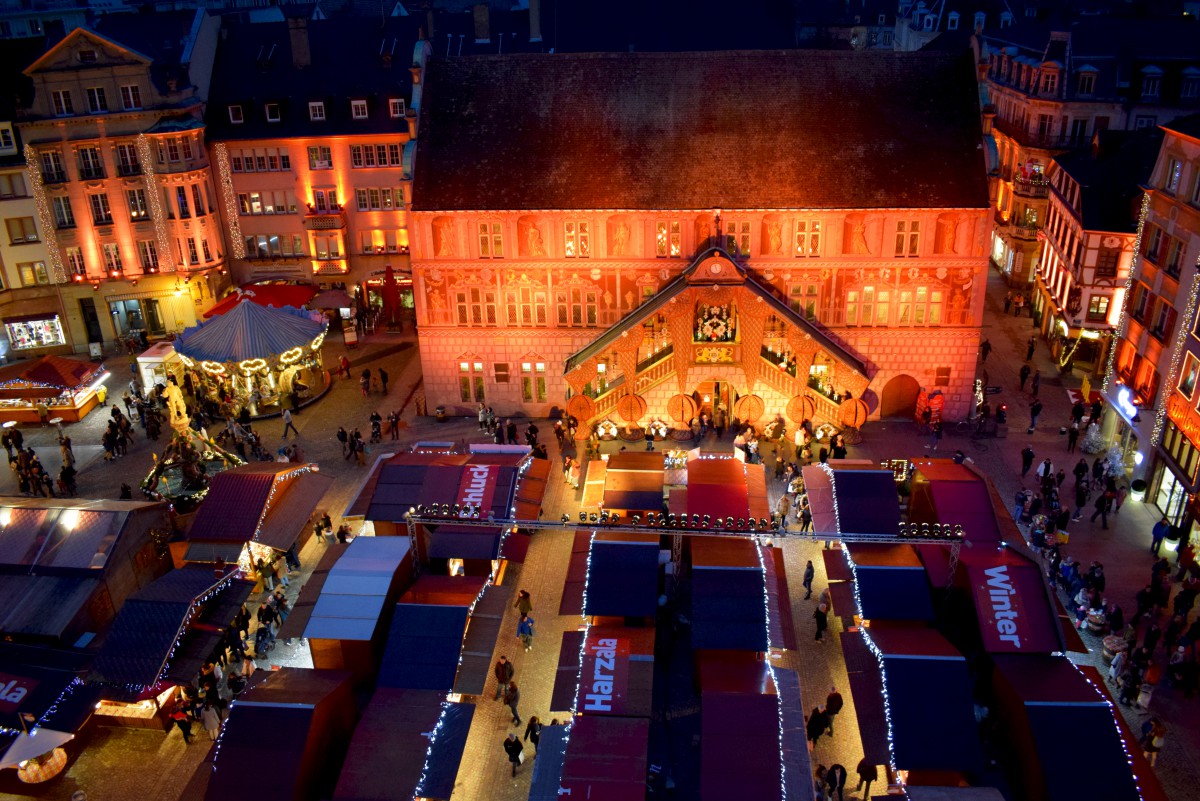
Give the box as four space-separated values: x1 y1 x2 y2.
171 300 330 419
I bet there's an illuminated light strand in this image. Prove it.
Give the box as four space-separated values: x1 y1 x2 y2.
1066 661 1147 801
1101 193 1150 396
412 700 454 800
1153 262 1200 446
137 134 175 272
250 465 316 544
214 143 245 259
754 542 788 801
563 529 598 752
23 144 67 283
0 677 84 738
150 571 241 691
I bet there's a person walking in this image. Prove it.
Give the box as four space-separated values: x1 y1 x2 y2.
493 656 514 700
1019 364 1031 391
281 408 299 439
1026 337 1036 361
1141 718 1166 767
504 681 522 726
825 687 844 736
200 703 221 741
1091 492 1111 530
1021 445 1035 477
517 612 536 652
169 708 193 744
514 589 533 616
1152 517 1172 557
855 759 878 799
803 560 815 600
924 420 942 451
1067 423 1079 453
1031 369 1042 398
1029 399 1044 432
503 733 524 777
506 419 518 445
826 763 848 801
806 706 830 749
1004 292 1013 314
524 716 543 755
813 603 828 643
980 338 992 363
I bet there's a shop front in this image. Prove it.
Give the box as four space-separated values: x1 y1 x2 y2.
3 313 69 354
1153 395 1200 533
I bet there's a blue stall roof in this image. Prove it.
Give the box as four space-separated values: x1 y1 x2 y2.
691 538 768 651
528 724 570 801
378 604 469 691
583 533 660 618
830 469 900 535
414 702 475 800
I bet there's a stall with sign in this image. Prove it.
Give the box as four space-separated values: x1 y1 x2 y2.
0 354 109 424
2 312 68 354
134 341 184 393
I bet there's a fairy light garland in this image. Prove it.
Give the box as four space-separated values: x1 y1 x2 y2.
1066 661 1146 801
214 144 245 259
563 530 598 752
137 134 174 272
754 542 788 801
1102 193 1150 396
148 571 241 691
0 677 84 738
23 144 67 284
250 466 316 544
1153 264 1200 446
412 700 454 800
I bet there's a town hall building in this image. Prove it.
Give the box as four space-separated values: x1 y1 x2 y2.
409 49 991 432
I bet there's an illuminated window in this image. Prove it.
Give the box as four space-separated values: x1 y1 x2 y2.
313 234 342 260
897 287 942 325
18 261 49 286
794 220 821 257
894 220 919 257
789 283 819 320
102 243 123 272
459 361 485 402
309 101 325 121
656 221 681 257
1087 294 1110 321
6 316 65 349
556 287 598 326
351 99 368 119
521 361 547 401
126 188 148 220
479 222 503 258
313 189 337 212
138 240 158 271
505 286 546 326
307 146 332 170
564 220 590 258
1181 353 1200 400
725 221 751 255
52 197 74 228
455 288 497 326
355 187 395 211
389 98 406 118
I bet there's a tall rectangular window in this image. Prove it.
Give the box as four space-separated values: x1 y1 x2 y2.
120 84 141 110
455 288 497 326
18 261 49 286
479 222 503 258
52 197 74 228
102 243 122 272
794 220 821 256
309 101 325 121
389 98 405 118
138 240 158 271
65 247 85 277
656 221 681 257
166 139 180 162
78 147 104 179
115 143 139 175
351 99 368 119
127 188 148 220
89 194 113 225
307 146 332 169
40 151 64 181
564 221 590 258
894 220 920 256
0 173 24 198
186 238 199 265
176 186 190 218
506 286 546 326
521 362 547 402
86 87 108 113
726 221 751 254
192 184 206 216
51 90 73 116
459 361 485 402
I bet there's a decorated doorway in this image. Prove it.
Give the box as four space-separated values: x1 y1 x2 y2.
691 379 738 420
881 374 920 419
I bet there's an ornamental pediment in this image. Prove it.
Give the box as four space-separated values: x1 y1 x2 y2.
685 253 743 286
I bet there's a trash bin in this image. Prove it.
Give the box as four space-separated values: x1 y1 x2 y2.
435 405 446 423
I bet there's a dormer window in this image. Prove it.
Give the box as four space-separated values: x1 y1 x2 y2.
923 14 934 31
1141 66 1162 99
78 49 97 64
1182 68 1200 99
947 12 959 30
1000 11 1013 27
1041 71 1058 95
389 98 405 118
309 101 325 121
228 105 243 124
351 99 368 120
974 11 986 29
1078 73 1095 96
265 103 281 122
878 13 886 24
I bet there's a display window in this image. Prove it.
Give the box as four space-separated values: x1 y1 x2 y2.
5 316 66 350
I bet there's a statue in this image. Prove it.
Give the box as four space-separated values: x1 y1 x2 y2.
766 221 783 255
936 215 959 255
846 217 870 255
523 221 547 257
612 221 630 256
163 378 190 438
433 218 455 257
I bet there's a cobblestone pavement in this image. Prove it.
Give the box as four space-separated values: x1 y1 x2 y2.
3 267 1194 801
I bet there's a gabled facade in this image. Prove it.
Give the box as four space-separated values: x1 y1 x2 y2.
410 50 991 427
1103 114 1200 516
15 10 228 353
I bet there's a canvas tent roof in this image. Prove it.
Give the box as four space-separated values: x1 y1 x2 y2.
377 576 484 691
560 716 650 801
204 284 317 318
828 468 900 534
691 537 768 651
301 536 410 643
686 457 751 521
963 547 1064 654
583 532 660 617
364 453 525 523
0 355 104 399
174 301 325 363
453 581 512 696
844 543 935 621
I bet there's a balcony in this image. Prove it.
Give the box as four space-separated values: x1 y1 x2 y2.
116 162 140 177
79 167 106 180
991 117 1082 151
304 209 346 230
1012 224 1041 241
43 171 67 184
1012 175 1050 198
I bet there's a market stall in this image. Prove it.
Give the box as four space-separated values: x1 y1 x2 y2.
135 341 184 393
173 300 329 419
378 575 487 692
0 354 108 424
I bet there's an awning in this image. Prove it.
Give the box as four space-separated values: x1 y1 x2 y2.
0 728 74 770
453 581 512 696
964 548 1063 653
528 724 570 801
255 471 334 551
560 716 649 800
801 466 838 534
841 631 899 766
513 458 550 521
828 469 900 535
378 603 469 690
415 701 475 800
427 524 503 561
573 626 654 717
583 532 660 617
686 458 750 521
558 531 591 616
844 543 935 621
551 630 586 713
691 537 768 651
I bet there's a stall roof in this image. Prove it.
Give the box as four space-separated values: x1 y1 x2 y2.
528 725 570 801
572 625 655 717
840 631 891 766
186 463 305 543
603 468 664 515
607 452 666 472
801 466 837 535
301 536 411 642
584 532 660 618
0 643 98 736
278 543 348 640
551 629 586 713
333 689 474 801
0 575 101 638
378 603 469 690
702 692 781 801
828 469 900 535
454 580 512 696
365 453 525 523
581 460 607 512
560 716 650 801
255 471 334 551
0 355 105 399
427 525 504 561
0 498 164 570
691 537 768 651
559 531 591 616
513 457 550 520
845 544 935 621
963 548 1064 654
686 457 750 521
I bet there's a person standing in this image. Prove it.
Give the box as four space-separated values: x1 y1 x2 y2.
281 408 299 439
803 560 815 600
925 420 942 451
1152 517 1172 557
855 759 878 798
170 707 193 744
980 338 992 363
504 681 522 726
503 733 524 777
379 368 389 395
826 763 848 801
506 419 518 445
493 655 514 700
1026 337 1036 361
200 703 221 741
517 612 536 652
824 687 844 736
1031 369 1042 398
1029 399 1044 432
1067 423 1079 453
814 603 828 643
1019 364 1031 391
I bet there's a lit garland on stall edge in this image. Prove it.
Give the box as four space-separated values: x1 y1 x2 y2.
1065 661 1146 801
213 143 246 259
754 542 788 801
0 677 84 738
146 571 241 692
1101 193 1150 396
1153 262 1200 446
249 466 317 544
23 144 66 283
136 134 174 272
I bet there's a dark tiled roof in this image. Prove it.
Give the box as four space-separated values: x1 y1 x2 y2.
206 16 422 141
412 50 989 212
1164 112 1200 141
1052 128 1163 232
92 10 204 95
186 463 296 542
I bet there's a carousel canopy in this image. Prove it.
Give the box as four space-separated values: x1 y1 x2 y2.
203 283 318 318
175 302 325 363
0 355 105 399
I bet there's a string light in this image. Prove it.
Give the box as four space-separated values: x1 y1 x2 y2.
214 143 245 259
279 347 304 365
1153 265 1200 446
754 542 788 800
412 700 454 800
0 677 84 738
23 144 66 284
1101 193 1149 397
250 465 316 544
136 134 174 272
1066 661 1147 801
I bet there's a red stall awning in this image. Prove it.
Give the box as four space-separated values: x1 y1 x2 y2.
964 548 1064 654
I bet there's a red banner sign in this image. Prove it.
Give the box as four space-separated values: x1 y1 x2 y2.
0 671 38 713
456 464 497 516
968 559 1058 653
578 636 631 715
1168 393 1200 448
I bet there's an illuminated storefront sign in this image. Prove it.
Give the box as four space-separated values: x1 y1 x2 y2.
1116 387 1138 420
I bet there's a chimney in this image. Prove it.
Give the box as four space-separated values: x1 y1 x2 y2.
425 10 435 41
473 4 490 43
529 0 542 42
288 17 311 69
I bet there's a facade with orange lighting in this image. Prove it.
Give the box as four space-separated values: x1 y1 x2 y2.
16 11 230 352
1103 114 1200 511
204 17 425 309
409 51 991 428
1032 129 1162 377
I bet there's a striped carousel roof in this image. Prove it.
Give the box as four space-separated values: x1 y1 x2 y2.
174 300 325 363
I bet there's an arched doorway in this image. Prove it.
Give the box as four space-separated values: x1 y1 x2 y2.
692 379 740 420
880 374 920 419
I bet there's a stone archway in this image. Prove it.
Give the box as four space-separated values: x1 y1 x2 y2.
880 374 920 419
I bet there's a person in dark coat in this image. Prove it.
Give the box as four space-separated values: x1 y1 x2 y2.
169 708 193 744
813 603 828 643
855 758 879 798
1021 445 1035 477
504 681 521 726
493 656 514 700
524 716 542 754
503 733 524 777
803 560 815 600
806 706 830 749
826 763 848 801
825 687 844 735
